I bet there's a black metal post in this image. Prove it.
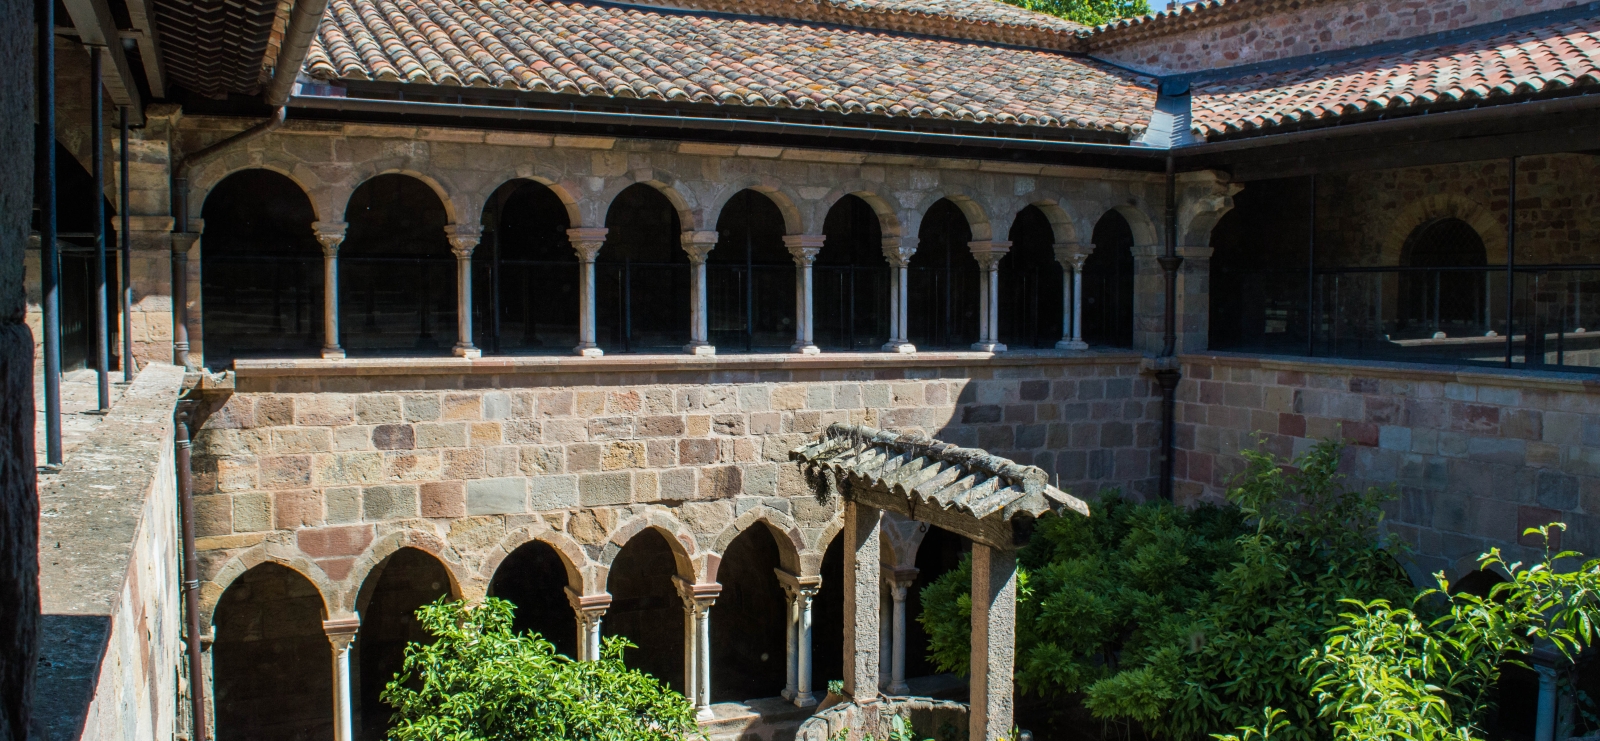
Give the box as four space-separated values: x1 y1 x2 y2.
1505 157 1517 367
91 49 109 411
745 230 753 352
120 106 133 382
1306 174 1316 357
37 0 62 467
622 258 632 352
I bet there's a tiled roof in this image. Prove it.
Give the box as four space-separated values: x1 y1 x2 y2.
303 0 1158 133
657 0 1088 50
1190 17 1600 137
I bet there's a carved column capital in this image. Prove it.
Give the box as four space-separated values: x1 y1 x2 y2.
445 224 482 258
881 236 915 268
323 616 360 650
170 231 199 254
674 576 721 610
567 227 608 262
680 230 719 264
1052 242 1091 269
968 240 1010 270
565 588 612 617
313 220 348 255
783 235 825 266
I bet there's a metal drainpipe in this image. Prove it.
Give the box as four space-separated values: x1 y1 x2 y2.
175 401 208 741
1156 156 1183 501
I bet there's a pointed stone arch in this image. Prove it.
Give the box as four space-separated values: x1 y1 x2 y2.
341 529 469 613
200 544 337 627
818 183 904 240
190 162 327 224
908 189 993 242
484 526 598 596
706 177 805 236
590 169 699 232
476 172 585 229
600 510 699 583
707 507 805 580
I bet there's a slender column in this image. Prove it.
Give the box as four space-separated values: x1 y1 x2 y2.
675 578 720 721
566 589 611 660
1534 658 1558 741
969 545 1017 741
780 585 799 700
1054 244 1091 350
881 237 916 353
842 501 882 701
969 241 1009 352
879 588 892 689
568 227 607 357
785 235 824 354
776 570 823 706
90 47 109 410
679 231 718 355
119 105 133 382
888 568 917 695
324 617 361 741
171 231 197 368
446 224 482 358
313 221 347 359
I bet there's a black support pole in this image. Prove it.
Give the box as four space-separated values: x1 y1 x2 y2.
1506 156 1517 367
1306 174 1316 357
120 106 133 382
37 0 62 467
92 49 109 411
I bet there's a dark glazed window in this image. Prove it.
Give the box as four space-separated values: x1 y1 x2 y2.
816 195 890 350
1399 218 1489 338
341 175 454 356
597 184 689 352
1083 210 1136 348
200 169 321 368
708 190 795 351
476 180 576 354
998 206 1064 348
908 199 979 349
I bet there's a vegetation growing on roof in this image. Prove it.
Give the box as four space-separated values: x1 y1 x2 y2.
992 0 1150 26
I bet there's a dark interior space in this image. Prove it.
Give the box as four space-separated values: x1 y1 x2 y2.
341 174 454 356
487 540 578 658
999 205 1064 349
815 194 890 350
908 199 979 349
1399 217 1489 337
811 536 845 690
42 141 120 372
906 525 970 678
605 529 686 691
597 184 689 352
212 563 333 741
354 548 451 741
1208 177 1311 354
476 179 576 355
708 189 794 351
1081 210 1135 349
709 526 787 701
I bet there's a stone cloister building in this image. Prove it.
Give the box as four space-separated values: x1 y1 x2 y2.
21 0 1600 740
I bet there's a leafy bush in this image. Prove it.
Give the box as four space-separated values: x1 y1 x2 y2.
993 0 1151 25
381 597 695 741
918 439 1416 739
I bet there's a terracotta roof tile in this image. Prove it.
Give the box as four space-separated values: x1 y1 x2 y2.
305 0 1157 133
1191 17 1600 137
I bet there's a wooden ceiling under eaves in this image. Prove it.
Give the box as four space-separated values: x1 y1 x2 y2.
152 0 284 98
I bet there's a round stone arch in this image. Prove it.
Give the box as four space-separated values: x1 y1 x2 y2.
599 510 700 583
473 169 585 229
816 183 905 240
1380 193 1506 265
337 168 465 226
589 168 700 233
706 507 806 581
188 162 327 225
482 526 599 597
200 545 337 628
908 188 994 242
340 529 470 613
705 177 806 236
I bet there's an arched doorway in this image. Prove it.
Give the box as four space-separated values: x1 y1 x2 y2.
1083 211 1136 348
341 175 453 355
488 540 579 658
908 200 979 349
1400 217 1488 338
710 526 787 701
597 184 689 352
212 563 331 741
709 190 794 352
476 180 576 354
354 548 452 741
811 536 845 690
1207 177 1312 352
605 529 686 691
201 169 322 368
999 206 1064 349
815 195 890 350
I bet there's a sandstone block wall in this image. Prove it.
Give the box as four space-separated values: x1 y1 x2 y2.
1175 353 1600 579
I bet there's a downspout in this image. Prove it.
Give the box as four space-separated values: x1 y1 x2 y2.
1156 156 1183 501
175 401 207 741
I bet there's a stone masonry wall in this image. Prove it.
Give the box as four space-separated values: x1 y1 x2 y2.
189 354 1155 622
1175 353 1600 579
1091 0 1581 75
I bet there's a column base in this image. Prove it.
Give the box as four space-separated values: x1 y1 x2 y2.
574 345 604 358
793 691 820 708
685 343 716 356
881 341 916 354
1055 339 1088 351
453 344 483 359
781 688 796 701
695 706 716 722
321 347 346 359
791 343 821 355
887 681 910 696
971 342 1006 352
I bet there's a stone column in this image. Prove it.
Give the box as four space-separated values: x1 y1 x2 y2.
681 231 718 355
969 545 1017 741
324 617 361 741
881 237 916 353
1053 243 1090 350
776 569 823 706
170 231 198 367
785 235 824 354
675 577 720 721
565 589 611 661
842 501 882 701
313 221 347 358
969 241 1009 352
888 567 918 695
567 227 607 357
1534 655 1558 741
445 224 482 358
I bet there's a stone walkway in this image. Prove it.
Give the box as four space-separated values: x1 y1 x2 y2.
34 365 130 473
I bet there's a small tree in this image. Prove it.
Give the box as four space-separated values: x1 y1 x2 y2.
994 0 1151 26
381 597 696 741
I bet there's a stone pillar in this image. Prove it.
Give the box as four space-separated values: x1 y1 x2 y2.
445 224 482 359
881 237 915 353
170 231 197 368
776 569 822 707
675 578 719 721
969 545 1017 741
785 235 824 354
565 589 611 661
842 501 882 702
888 567 918 695
1534 658 1558 741
681 231 718 355
313 221 347 359
324 617 361 741
969 241 1009 352
567 227 607 357
1054 243 1090 350
1178 245 1213 354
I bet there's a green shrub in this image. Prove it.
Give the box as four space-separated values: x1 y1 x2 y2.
381 597 696 741
993 0 1151 25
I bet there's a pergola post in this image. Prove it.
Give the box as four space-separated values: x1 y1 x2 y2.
565 589 610 661
785 235 824 354
313 221 347 359
445 224 482 359
969 544 1017 741
323 617 361 741
567 227 607 357
842 501 882 701
681 231 718 355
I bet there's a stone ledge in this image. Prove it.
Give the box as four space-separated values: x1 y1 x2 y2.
1184 351 1600 394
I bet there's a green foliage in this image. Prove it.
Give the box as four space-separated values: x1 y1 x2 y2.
1306 525 1600 741
381 597 696 741
993 0 1151 25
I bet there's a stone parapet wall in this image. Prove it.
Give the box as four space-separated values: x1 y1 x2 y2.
189 353 1154 619
1174 352 1600 578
